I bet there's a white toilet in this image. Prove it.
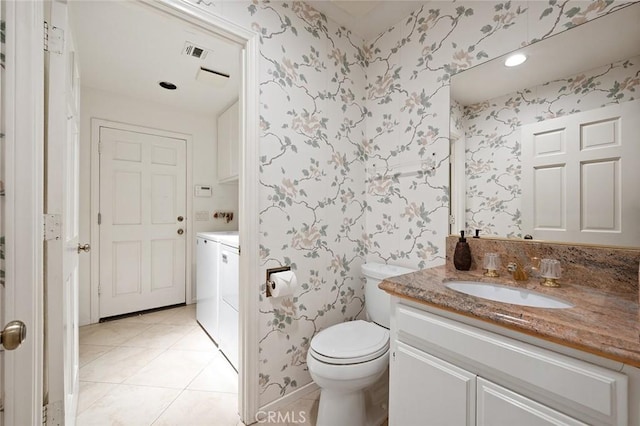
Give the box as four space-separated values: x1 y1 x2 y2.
307 262 416 426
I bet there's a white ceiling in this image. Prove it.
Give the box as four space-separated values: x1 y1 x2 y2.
451 3 640 105
69 1 242 117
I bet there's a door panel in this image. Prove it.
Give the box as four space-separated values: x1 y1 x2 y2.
521 100 640 245
477 378 587 426
390 341 476 426
99 127 187 318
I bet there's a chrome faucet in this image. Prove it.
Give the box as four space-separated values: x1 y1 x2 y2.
507 261 528 281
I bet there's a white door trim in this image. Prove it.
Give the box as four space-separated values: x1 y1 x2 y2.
4 1 45 423
90 119 193 322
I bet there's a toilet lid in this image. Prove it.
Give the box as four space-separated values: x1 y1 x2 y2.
310 320 389 364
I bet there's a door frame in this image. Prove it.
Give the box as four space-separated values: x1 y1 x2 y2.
90 1 261 422
4 1 45 423
90 120 193 321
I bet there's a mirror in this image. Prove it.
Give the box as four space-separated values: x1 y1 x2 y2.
450 3 640 248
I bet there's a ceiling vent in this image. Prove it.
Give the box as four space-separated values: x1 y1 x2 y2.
183 42 209 60
196 66 230 87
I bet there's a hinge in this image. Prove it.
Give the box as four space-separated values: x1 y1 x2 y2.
238 245 241 255
43 21 64 54
449 215 455 225
98 212 102 225
44 214 62 241
43 21 49 51
98 284 101 296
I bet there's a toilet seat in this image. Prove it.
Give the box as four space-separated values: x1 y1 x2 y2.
310 320 389 365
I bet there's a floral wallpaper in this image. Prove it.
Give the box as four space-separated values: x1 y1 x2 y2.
463 55 640 238
187 0 636 409
189 0 368 405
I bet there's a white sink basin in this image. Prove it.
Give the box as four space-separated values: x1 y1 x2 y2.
445 281 574 309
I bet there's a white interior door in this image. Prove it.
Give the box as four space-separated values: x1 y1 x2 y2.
44 0 81 423
521 100 640 246
99 126 187 318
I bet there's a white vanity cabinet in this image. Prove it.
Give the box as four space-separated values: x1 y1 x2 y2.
392 342 476 425
389 299 629 426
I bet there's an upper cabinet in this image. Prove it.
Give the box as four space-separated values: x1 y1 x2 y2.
217 100 239 183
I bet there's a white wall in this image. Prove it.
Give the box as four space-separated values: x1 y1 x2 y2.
78 86 239 325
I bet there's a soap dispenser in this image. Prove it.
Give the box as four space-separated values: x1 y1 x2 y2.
453 230 472 271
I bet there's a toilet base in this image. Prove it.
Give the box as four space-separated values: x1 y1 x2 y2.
316 388 365 426
315 369 388 426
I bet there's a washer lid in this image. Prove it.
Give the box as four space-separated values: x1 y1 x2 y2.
310 320 389 360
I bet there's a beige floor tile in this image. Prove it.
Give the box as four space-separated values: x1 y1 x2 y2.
280 397 318 426
77 381 117 415
301 388 321 401
76 384 180 426
79 344 115 367
159 305 197 326
79 345 164 383
152 390 240 426
125 349 215 389
79 321 152 346
170 326 217 352
188 352 238 393
121 324 195 349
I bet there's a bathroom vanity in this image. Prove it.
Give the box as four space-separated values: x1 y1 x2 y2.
381 237 640 426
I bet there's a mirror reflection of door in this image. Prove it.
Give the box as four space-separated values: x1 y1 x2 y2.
521 100 640 246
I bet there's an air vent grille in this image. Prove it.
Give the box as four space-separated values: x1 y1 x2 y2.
183 42 209 60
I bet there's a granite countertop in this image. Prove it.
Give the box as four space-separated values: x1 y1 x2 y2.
380 265 640 367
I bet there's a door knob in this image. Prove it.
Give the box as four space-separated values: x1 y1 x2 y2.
77 243 91 253
177 216 184 222
177 229 184 235
1 320 27 351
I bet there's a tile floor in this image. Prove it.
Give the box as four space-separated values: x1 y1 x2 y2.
77 305 320 425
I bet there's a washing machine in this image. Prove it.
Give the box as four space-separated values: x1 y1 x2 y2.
217 234 240 370
196 231 238 346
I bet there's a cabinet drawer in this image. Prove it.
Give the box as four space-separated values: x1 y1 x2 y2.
396 303 627 425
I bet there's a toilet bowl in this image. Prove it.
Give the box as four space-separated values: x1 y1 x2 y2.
307 263 416 426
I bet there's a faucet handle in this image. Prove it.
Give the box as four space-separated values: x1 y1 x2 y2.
507 261 528 281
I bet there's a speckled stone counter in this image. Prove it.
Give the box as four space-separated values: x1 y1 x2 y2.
380 238 640 367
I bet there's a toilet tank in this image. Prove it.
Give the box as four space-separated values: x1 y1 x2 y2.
362 263 416 329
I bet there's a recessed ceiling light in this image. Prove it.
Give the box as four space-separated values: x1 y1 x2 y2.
504 53 527 67
159 81 177 90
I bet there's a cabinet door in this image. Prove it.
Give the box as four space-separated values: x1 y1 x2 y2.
477 378 587 426
217 106 231 180
390 342 476 426
216 100 239 182
228 101 239 178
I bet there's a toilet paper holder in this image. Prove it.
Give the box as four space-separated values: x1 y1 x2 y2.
265 266 291 297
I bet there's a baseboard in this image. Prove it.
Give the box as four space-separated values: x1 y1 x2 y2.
251 381 320 424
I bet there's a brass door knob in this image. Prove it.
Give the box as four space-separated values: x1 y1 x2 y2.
1 320 27 351
177 229 184 235
77 243 91 253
